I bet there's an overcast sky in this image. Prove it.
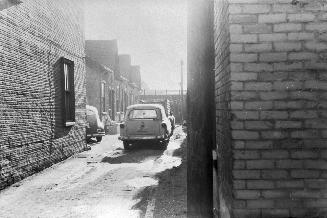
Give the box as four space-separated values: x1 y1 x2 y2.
84 0 187 90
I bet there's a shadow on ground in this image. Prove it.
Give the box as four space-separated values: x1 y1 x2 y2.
131 186 156 217
101 143 165 164
86 138 100 145
132 138 187 218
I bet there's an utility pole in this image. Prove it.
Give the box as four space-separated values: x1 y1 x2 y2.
181 60 184 123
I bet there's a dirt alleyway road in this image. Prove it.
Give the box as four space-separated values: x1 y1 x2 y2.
0 126 186 218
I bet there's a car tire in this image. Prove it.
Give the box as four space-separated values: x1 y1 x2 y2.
123 141 130 150
96 136 102 142
159 141 168 150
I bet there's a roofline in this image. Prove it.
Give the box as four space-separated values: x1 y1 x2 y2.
86 56 114 74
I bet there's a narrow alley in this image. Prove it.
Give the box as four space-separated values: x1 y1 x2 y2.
2 0 327 217
0 127 187 218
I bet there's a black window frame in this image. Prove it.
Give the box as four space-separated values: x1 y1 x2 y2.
61 57 75 125
100 81 106 114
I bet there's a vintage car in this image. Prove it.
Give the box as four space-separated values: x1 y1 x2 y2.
86 105 105 142
118 104 172 150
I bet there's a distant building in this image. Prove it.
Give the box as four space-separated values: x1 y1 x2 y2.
119 56 142 111
118 54 132 113
85 57 115 120
130 65 142 105
119 54 131 81
85 41 142 121
130 65 142 90
85 40 120 80
85 40 121 120
0 0 86 190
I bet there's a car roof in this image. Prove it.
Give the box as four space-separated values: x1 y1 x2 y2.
127 103 164 110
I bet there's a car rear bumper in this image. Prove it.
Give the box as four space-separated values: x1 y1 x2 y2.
118 135 166 141
87 132 105 138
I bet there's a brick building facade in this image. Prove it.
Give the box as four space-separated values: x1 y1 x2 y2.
118 55 142 115
130 65 142 90
86 57 115 120
188 0 327 217
0 0 86 190
214 1 327 217
85 40 141 121
130 65 142 106
187 0 215 216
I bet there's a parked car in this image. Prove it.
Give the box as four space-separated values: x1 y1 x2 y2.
118 104 172 150
86 105 105 142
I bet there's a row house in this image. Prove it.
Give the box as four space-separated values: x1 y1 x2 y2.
118 55 142 114
130 65 142 104
85 57 115 120
85 40 142 122
0 0 86 190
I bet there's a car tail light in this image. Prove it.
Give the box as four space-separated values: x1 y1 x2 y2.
161 123 167 129
120 123 125 128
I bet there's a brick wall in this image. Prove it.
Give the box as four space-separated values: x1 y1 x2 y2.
119 54 131 81
86 57 115 118
85 40 121 80
0 0 86 190
187 0 215 216
130 65 141 89
214 0 233 217
214 0 327 217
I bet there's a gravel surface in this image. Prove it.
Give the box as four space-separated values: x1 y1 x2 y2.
152 138 187 218
0 127 186 218
133 127 187 218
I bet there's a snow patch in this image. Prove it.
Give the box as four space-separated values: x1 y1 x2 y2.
124 177 158 189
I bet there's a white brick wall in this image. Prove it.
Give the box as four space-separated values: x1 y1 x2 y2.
215 0 327 217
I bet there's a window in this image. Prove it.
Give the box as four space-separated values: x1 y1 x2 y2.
53 57 75 137
63 59 75 125
128 109 159 120
109 89 115 120
100 81 106 113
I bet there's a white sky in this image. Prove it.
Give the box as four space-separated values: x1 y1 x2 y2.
84 0 187 90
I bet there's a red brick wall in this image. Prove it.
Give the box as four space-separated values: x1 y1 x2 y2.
215 0 327 217
0 0 86 190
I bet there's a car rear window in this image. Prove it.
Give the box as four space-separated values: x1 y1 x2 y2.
128 109 159 119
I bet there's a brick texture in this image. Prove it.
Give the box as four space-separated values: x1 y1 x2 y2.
85 41 142 121
85 57 116 120
0 0 86 190
187 0 215 216
214 0 234 217
214 0 327 217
